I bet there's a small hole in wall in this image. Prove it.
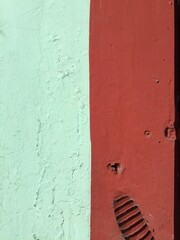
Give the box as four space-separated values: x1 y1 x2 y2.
164 126 176 140
164 127 168 138
107 163 125 175
107 163 120 174
152 75 160 84
144 130 152 138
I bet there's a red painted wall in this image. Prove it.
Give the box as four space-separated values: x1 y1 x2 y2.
90 1 174 239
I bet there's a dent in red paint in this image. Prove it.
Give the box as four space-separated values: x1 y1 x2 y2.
90 1 174 239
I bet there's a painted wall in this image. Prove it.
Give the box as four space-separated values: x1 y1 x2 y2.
0 1 90 239
90 1 174 239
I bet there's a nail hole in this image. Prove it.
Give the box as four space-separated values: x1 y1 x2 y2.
144 130 152 138
152 76 160 84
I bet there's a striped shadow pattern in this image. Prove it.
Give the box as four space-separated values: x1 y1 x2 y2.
113 195 154 240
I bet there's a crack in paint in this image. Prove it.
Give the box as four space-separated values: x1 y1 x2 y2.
34 165 48 208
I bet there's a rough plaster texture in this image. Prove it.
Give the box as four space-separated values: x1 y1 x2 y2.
0 1 90 239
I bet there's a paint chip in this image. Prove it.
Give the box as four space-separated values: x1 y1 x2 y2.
107 163 125 175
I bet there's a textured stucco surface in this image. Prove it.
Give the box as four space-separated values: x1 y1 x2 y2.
0 1 90 239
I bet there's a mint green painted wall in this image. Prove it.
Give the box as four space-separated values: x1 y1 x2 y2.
0 1 90 239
